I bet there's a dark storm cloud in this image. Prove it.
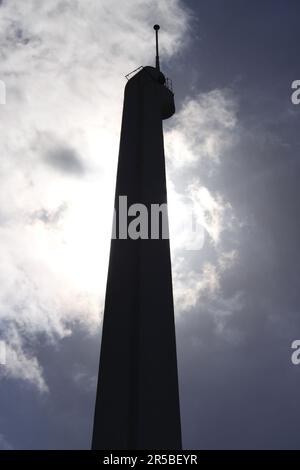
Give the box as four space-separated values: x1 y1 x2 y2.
44 146 85 176
1 0 300 451
170 0 300 449
0 0 190 451
0 327 100 449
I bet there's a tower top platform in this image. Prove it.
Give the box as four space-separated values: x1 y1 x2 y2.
125 66 175 120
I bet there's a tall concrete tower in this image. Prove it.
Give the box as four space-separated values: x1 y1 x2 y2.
92 25 181 450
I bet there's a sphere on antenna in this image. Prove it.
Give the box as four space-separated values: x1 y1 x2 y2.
153 24 160 31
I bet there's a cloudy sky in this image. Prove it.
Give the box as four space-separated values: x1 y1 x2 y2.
1 0 300 450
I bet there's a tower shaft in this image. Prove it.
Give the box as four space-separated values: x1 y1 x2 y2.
92 67 181 450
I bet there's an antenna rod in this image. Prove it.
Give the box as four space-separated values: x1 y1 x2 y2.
153 24 160 71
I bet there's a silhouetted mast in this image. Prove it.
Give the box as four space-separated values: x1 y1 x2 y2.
92 24 180 450
153 24 160 71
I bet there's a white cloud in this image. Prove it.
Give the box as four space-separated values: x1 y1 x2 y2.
218 249 239 271
1 333 48 393
0 0 242 390
166 89 238 252
165 90 242 325
173 258 220 311
187 184 232 245
165 89 237 170
0 0 191 391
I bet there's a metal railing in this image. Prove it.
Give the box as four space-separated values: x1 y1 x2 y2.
125 66 144 81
